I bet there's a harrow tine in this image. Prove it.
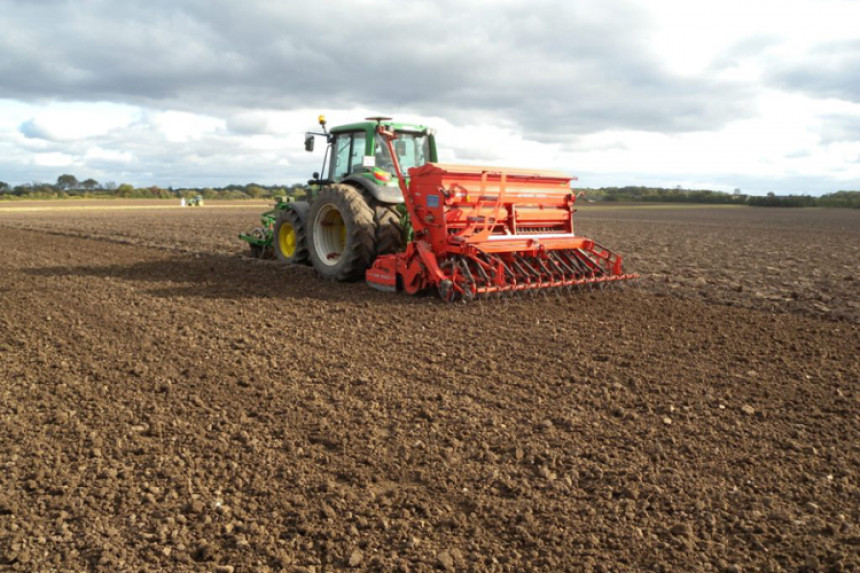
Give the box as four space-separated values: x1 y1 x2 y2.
551 252 575 277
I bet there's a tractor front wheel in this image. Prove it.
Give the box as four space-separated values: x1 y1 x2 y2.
307 184 376 281
273 209 309 265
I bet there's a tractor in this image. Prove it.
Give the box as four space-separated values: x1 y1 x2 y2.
181 194 204 207
241 116 637 301
240 115 433 281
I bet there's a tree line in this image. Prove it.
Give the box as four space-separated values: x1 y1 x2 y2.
581 186 859 208
0 174 306 201
1 174 857 208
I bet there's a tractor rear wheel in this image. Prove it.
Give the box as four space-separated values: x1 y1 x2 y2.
373 203 404 256
307 184 376 281
273 208 309 265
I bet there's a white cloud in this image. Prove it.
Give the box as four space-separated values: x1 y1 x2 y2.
33 152 76 167
149 111 224 143
85 146 135 164
19 102 138 141
646 0 860 77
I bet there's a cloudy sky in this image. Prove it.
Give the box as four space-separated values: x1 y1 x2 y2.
1 0 858 194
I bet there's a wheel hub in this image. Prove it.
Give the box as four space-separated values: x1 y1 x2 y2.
278 221 297 258
313 204 346 267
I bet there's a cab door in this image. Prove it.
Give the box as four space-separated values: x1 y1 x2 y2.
329 131 367 181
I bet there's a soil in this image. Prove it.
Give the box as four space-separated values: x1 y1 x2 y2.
574 204 860 323
1 203 858 572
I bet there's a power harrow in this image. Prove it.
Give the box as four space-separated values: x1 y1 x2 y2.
366 126 638 300
241 116 638 301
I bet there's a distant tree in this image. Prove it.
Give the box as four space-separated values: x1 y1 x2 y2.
103 181 117 190
13 183 31 196
245 184 266 198
747 192 817 207
820 190 860 208
81 178 101 190
288 183 307 199
56 174 79 190
0 181 9 194
147 186 171 199
116 183 135 197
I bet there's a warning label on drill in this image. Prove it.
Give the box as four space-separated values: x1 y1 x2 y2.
426 195 439 208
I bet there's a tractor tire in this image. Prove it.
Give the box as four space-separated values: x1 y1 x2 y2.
273 208 309 265
373 203 404 256
307 184 376 281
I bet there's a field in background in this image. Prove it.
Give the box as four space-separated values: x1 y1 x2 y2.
2 201 856 322
0 199 271 211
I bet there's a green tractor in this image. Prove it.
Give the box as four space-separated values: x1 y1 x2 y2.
239 116 437 281
182 194 204 207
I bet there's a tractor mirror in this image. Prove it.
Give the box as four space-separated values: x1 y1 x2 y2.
304 134 315 152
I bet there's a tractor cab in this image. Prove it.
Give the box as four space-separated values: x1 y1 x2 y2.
306 116 438 204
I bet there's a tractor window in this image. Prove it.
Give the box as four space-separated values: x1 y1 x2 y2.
373 138 395 172
376 132 430 174
330 132 366 180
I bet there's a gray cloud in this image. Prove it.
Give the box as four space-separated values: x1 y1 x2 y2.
765 40 860 103
226 113 272 135
0 0 754 137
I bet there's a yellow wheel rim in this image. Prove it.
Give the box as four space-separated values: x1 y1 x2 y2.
278 221 297 258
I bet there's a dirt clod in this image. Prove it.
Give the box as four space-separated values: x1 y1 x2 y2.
436 550 455 570
348 549 363 567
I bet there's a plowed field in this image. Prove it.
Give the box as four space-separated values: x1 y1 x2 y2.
1 201 858 573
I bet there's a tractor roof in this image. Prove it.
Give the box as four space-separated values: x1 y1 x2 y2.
330 120 430 134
